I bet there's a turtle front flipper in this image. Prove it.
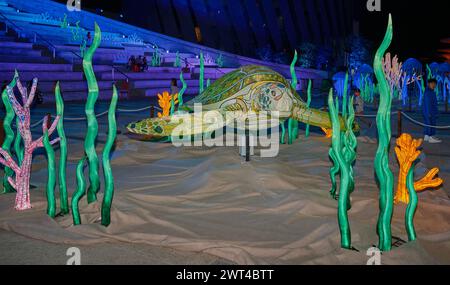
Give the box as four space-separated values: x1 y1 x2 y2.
126 111 229 141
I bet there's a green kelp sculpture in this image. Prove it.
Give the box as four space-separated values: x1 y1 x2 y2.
405 163 418 242
199 52 205 94
328 89 357 249
305 80 312 138
71 23 118 227
101 86 118 226
43 126 57 217
71 156 86 225
288 50 299 144
83 23 101 204
374 14 395 252
55 83 69 214
178 72 187 107
1 73 17 193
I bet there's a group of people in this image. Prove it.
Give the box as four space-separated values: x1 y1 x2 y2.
127 55 148 72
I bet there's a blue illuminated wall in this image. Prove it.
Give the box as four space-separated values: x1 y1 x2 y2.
122 0 355 56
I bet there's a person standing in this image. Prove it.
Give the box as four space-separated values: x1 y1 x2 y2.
170 78 179 95
354 89 372 128
422 78 441 143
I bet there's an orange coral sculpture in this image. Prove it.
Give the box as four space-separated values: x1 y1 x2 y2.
321 127 333 138
394 133 443 204
157 91 178 118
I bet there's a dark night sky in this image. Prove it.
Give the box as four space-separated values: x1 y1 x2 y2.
355 0 449 62
57 0 448 62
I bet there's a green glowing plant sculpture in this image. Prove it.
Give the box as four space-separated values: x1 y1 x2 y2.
288 50 299 144
216 53 224 68
1 74 17 193
305 80 312 138
373 14 394 252
101 86 118 227
405 163 418 242
199 52 205 94
280 123 286 145
55 83 69 214
71 156 86 225
83 23 101 204
342 73 349 118
151 45 162 67
43 127 57 218
173 51 181 68
178 72 187 107
328 89 357 249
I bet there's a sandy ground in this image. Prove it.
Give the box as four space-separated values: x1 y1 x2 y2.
0 99 449 265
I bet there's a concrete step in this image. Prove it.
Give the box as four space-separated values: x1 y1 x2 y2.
0 41 33 49
0 55 51 63
132 79 212 89
42 90 116 102
144 87 199 97
0 71 83 82
39 80 114 93
101 69 191 80
0 48 42 57
0 35 15 41
60 55 117 66
193 67 235 76
0 62 72 72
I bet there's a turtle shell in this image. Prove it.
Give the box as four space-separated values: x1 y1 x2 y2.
189 65 299 106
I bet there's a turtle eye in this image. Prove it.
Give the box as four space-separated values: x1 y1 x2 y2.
154 126 163 134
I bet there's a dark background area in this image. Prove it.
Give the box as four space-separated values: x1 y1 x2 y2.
56 0 448 62
354 0 449 62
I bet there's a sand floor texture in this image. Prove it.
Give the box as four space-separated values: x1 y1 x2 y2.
0 101 449 265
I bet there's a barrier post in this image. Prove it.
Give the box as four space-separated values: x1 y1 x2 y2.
150 106 155 118
446 97 448 113
409 96 412 112
245 129 250 162
397 110 402 137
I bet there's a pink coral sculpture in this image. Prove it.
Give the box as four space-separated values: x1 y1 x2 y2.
0 76 60 210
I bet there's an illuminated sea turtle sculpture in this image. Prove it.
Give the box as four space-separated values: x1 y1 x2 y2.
127 65 353 140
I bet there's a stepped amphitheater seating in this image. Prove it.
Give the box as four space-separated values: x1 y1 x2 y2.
0 0 327 102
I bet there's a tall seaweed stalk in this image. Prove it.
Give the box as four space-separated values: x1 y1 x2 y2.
342 72 349 118
55 82 68 214
199 52 205 94
374 14 394 252
405 163 418 241
83 23 101 203
328 89 357 249
305 80 312 138
1 73 17 193
288 50 299 143
178 72 187 107
71 157 86 225
43 128 56 218
101 86 118 227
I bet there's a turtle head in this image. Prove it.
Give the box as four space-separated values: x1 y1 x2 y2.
254 82 294 115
